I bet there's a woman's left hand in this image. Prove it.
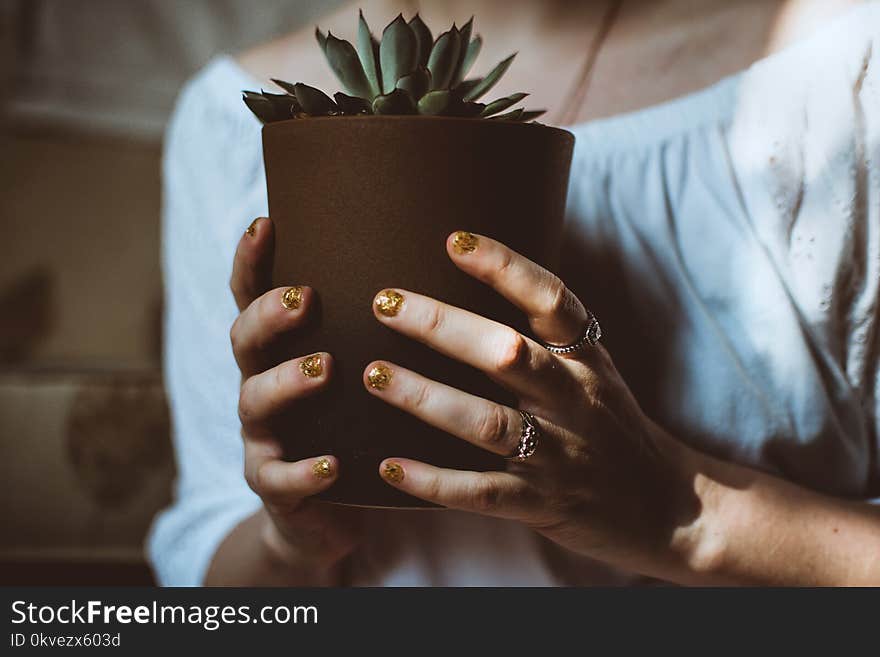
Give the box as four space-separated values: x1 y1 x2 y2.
364 231 702 578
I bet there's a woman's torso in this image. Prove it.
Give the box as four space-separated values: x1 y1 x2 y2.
155 1 879 585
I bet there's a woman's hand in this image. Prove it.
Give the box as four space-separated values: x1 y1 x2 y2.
365 231 705 580
222 217 361 585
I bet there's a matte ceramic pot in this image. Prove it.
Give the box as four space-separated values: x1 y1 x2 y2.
262 115 574 508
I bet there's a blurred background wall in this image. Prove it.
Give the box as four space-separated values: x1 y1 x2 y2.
0 0 344 584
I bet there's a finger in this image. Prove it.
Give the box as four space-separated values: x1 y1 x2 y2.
377 458 539 521
231 217 275 312
244 445 354 570
372 288 568 399
238 353 332 433
364 360 558 461
447 231 588 348
244 445 339 511
231 285 314 377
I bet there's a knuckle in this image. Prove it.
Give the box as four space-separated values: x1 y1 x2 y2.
423 303 445 337
562 440 594 469
510 480 536 508
277 360 303 399
273 361 287 395
238 384 253 424
423 473 443 503
492 250 514 279
543 275 570 317
243 460 260 493
471 480 502 513
407 381 431 412
553 484 589 518
229 317 243 352
253 461 275 497
229 272 242 297
237 384 254 424
255 292 274 327
495 330 530 373
476 406 511 448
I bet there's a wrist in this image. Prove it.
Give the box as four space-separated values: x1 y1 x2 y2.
663 445 731 584
664 451 880 586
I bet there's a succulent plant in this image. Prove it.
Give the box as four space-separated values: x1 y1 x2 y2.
243 11 545 123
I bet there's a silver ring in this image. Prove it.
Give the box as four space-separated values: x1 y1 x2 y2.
541 310 602 355
508 411 541 462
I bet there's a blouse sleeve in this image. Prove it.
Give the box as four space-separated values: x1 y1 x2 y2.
147 59 267 585
724 12 880 499
560 5 879 501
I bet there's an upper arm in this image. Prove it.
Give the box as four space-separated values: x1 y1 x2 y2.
148 61 266 585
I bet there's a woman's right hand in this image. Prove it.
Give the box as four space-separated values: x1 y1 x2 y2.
227 216 361 584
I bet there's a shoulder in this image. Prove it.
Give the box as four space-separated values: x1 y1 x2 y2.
161 56 270 265
162 56 267 222
722 2 878 233
165 56 261 162
733 1 879 134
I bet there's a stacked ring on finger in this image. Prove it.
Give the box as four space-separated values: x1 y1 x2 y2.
507 411 541 463
541 310 602 355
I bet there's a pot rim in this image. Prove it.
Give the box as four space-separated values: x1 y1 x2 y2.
262 113 573 142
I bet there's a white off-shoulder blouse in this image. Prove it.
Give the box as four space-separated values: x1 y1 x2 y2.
148 4 879 586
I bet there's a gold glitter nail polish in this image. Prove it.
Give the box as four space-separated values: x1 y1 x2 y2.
374 289 404 317
452 231 479 254
300 354 323 378
383 462 405 483
312 457 333 479
367 364 393 390
282 286 303 310
246 218 259 237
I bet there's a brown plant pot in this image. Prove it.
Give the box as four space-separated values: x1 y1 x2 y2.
263 115 574 508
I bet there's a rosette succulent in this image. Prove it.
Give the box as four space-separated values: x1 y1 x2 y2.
243 11 544 123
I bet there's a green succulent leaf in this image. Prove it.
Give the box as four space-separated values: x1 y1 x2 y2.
460 35 482 83
379 14 417 94
324 31 374 100
357 10 382 99
417 89 451 115
487 108 523 121
242 92 276 124
480 92 528 117
462 53 516 102
293 83 338 115
315 27 328 51
427 26 462 91
518 109 547 122
253 13 539 122
450 16 473 87
409 14 433 68
447 99 485 117
486 107 546 121
372 88 416 114
455 78 481 98
395 67 431 100
334 92 372 115
270 78 299 96
261 90 303 116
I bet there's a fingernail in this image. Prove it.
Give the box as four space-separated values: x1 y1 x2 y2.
300 354 323 378
383 462 405 483
312 457 333 479
246 218 259 237
374 289 404 317
282 286 304 310
367 364 393 390
452 231 479 254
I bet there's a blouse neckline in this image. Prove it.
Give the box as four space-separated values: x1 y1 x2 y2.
206 2 873 154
